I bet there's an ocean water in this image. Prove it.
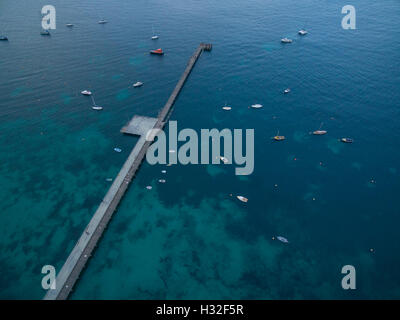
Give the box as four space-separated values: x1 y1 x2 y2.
0 0 400 299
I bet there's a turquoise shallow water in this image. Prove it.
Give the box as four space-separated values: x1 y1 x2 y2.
0 0 400 299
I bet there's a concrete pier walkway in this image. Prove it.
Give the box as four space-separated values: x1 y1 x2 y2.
44 43 211 300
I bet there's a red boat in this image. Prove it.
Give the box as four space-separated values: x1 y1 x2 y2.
150 48 164 55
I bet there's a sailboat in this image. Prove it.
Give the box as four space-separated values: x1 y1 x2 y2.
313 122 327 135
0 27 8 40
0 32 8 41
222 102 231 110
273 130 285 141
91 95 103 110
151 26 159 40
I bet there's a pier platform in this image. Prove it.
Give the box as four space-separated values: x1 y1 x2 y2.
120 115 158 136
44 43 212 300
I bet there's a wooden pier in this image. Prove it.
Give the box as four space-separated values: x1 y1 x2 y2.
44 43 212 300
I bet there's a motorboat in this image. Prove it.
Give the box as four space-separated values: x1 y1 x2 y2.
237 196 248 203
150 48 164 55
0 36 8 41
81 90 92 96
98 20 108 24
220 156 229 164
251 104 263 109
277 236 289 243
298 30 308 35
66 24 74 27
284 88 291 94
40 30 50 36
281 38 292 43
341 138 353 143
133 81 143 88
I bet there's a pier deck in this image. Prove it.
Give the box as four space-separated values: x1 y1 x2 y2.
44 43 211 300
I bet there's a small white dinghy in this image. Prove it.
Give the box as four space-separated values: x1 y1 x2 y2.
133 81 143 88
237 195 248 203
284 88 291 94
251 104 263 109
81 90 92 96
158 179 166 183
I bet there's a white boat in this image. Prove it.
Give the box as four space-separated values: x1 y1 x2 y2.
298 30 308 35
151 26 159 40
114 147 122 153
81 90 92 96
313 130 327 135
284 88 291 94
220 156 229 164
66 24 74 27
237 195 248 203
91 95 103 110
222 102 231 110
146 186 152 190
277 236 289 243
158 179 166 183
98 20 108 24
251 104 263 109
312 122 327 135
281 38 293 43
133 81 143 88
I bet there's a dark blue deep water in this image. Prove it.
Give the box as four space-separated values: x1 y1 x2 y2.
0 0 399 299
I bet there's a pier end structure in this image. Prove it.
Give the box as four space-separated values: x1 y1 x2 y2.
44 43 212 300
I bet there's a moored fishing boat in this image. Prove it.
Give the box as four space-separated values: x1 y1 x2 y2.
237 195 248 203
150 48 164 55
